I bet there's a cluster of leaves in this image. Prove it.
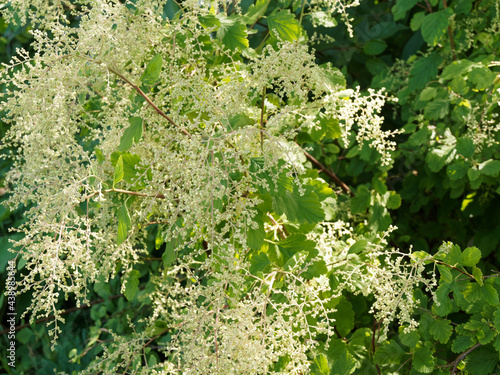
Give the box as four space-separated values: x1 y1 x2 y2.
0 0 500 374
297 0 500 373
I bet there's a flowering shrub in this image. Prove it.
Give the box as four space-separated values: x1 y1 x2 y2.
0 0 499 374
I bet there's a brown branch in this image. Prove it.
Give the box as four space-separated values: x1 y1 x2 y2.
424 0 433 12
267 212 288 240
442 0 457 60
73 54 191 137
451 343 481 374
106 66 191 137
372 318 381 375
434 260 474 279
302 149 354 197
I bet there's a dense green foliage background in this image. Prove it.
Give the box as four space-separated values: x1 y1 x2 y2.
1 0 500 374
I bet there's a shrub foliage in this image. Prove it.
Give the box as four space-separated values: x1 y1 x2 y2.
0 0 499 374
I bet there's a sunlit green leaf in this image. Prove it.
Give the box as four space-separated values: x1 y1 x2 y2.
118 117 143 151
162 242 176 268
124 269 140 301
431 318 453 344
267 10 301 42
272 185 324 224
459 246 481 267
140 54 162 86
412 345 434 373
421 9 452 46
328 339 356 375
114 155 124 186
117 202 131 245
217 16 249 50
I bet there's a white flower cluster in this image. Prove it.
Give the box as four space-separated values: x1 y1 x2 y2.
0 0 421 372
311 223 436 332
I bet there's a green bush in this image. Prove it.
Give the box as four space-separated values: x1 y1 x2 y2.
0 0 499 373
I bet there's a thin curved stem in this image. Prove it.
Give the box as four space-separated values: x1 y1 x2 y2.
72 54 191 137
302 149 354 196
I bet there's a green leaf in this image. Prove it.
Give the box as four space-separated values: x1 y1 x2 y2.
459 246 481 267
409 53 442 91
331 297 354 337
374 340 406 365
425 144 455 172
387 192 402 209
155 227 164 250
308 178 335 202
452 335 475 353
267 10 301 42
118 117 143 151
465 347 499 375
412 346 434 373
437 264 453 283
140 54 162 86
443 243 462 265
468 167 481 182
349 240 368 254
369 202 391 232
328 339 356 375
145 320 169 336
302 260 327 280
350 185 371 214
411 251 433 265
217 16 249 50
463 282 482 303
421 9 452 46
247 216 265 250
111 152 143 184
434 283 454 317
312 354 329 375
114 155 124 186
469 67 496 90
242 0 269 25
424 100 449 120
272 185 324 224
228 113 254 129
455 0 473 14
277 234 317 262
400 328 420 348
456 137 474 158
493 309 500 332
464 282 499 305
472 267 483 286
446 160 469 180
484 283 500 306
441 59 475 80
249 252 272 274
162 242 176 268
95 148 105 163
311 112 341 141
392 0 418 20
363 39 387 56
164 0 180 19
320 65 346 88
419 86 438 101
410 11 425 31
198 14 221 28
117 202 131 245
478 159 500 177
124 269 140 301
431 319 453 344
